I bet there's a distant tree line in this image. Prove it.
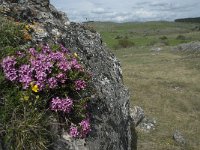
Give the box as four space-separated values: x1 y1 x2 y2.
175 17 200 23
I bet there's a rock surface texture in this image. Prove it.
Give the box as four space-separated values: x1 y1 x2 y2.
137 117 156 133
0 0 133 150
173 130 186 146
130 106 145 127
173 41 200 53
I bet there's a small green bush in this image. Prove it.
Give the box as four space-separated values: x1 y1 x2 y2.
117 38 135 48
114 35 122 39
176 35 186 40
159 36 168 40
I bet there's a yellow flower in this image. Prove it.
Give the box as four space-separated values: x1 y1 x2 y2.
32 84 39 92
23 96 29 101
74 52 78 58
25 25 31 30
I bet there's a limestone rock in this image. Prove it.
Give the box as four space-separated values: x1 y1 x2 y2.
173 130 186 145
130 106 145 126
53 133 87 150
173 41 200 53
137 117 156 133
0 0 70 27
0 0 134 150
61 22 132 150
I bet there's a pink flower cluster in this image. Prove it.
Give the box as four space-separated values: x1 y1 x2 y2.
1 44 92 139
1 45 86 91
69 118 91 138
50 97 73 113
1 56 18 81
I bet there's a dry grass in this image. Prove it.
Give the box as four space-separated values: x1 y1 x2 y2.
114 46 200 150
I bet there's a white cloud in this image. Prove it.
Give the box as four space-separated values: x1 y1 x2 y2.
50 0 200 22
91 8 106 14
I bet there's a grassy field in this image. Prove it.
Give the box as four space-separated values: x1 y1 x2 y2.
89 21 200 150
88 21 200 49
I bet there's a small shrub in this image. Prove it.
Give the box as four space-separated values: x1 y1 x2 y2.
117 38 135 48
0 45 92 149
114 35 122 39
176 35 186 40
159 36 168 40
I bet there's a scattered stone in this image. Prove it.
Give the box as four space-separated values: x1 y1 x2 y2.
137 117 156 133
192 25 200 31
130 106 145 126
173 130 186 145
151 47 162 52
173 42 200 53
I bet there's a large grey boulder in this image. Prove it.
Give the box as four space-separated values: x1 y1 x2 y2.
0 0 134 150
61 22 132 150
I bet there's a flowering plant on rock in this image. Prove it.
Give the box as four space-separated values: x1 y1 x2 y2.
0 44 92 149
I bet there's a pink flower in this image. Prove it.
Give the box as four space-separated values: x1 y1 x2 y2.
71 58 82 70
75 80 86 91
48 77 58 89
18 64 32 89
50 97 62 111
57 61 71 71
50 97 73 113
69 125 79 138
16 51 25 58
42 45 51 54
28 48 37 56
60 44 69 53
79 118 91 138
56 73 66 83
1 56 18 81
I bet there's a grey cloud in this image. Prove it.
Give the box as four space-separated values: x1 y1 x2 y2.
51 0 200 23
91 2 104 6
91 8 112 14
133 1 200 12
149 3 169 7
149 2 199 12
135 1 149 6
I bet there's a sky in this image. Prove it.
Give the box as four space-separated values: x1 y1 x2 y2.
50 0 200 23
